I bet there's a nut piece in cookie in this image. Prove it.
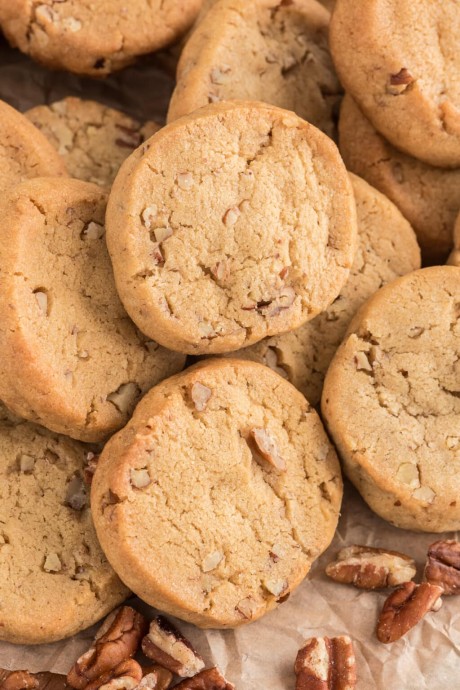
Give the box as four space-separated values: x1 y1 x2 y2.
424 540 460 595
294 636 356 689
173 668 234 690
376 582 443 643
0 671 39 690
141 616 205 678
326 545 416 590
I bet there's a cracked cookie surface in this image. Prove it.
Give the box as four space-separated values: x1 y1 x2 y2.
0 177 185 443
330 0 460 168
217 174 420 407
91 359 342 628
106 101 357 355
447 212 460 267
0 418 128 644
322 266 460 533
0 0 203 76
26 98 161 188
168 0 341 140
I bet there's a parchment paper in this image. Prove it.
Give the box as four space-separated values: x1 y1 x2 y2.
0 38 459 690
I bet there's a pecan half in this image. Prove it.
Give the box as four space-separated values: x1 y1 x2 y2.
0 671 39 690
376 582 443 643
67 607 147 689
85 659 142 690
141 616 204 678
137 666 173 690
173 668 234 690
294 636 356 690
425 540 460 595
325 545 416 590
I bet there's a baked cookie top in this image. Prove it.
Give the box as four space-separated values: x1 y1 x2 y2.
106 101 357 355
91 359 342 628
0 419 128 644
330 0 460 168
0 98 67 194
447 212 460 267
0 178 185 443
26 98 161 188
168 0 341 139
0 0 203 75
322 266 460 533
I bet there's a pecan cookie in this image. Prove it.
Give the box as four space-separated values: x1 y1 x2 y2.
339 96 460 264
91 359 343 628
322 266 460 533
168 0 341 140
0 98 66 194
0 1 203 76
0 419 128 644
106 101 357 355
447 212 460 267
214 174 420 406
0 178 185 442
330 0 460 168
26 98 161 188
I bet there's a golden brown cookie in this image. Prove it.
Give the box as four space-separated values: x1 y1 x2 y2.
339 96 460 264
447 212 460 267
168 0 341 140
0 178 185 442
106 101 357 355
330 0 460 168
0 0 203 76
26 98 161 187
91 359 343 628
322 266 460 533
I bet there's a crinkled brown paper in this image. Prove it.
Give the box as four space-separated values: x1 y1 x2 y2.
0 37 459 690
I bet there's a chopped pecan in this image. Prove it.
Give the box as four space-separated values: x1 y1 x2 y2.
424 540 460 595
85 659 142 690
325 545 416 590
67 606 147 689
141 616 204 678
83 452 100 485
137 666 173 690
0 671 39 690
294 636 356 689
376 582 443 643
387 68 415 95
173 668 234 690
248 428 287 472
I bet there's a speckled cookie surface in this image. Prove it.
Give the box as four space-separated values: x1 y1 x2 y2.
26 98 161 188
0 0 203 76
339 96 460 264
168 0 341 140
0 98 67 194
91 359 343 628
447 213 460 267
330 0 460 168
0 178 185 443
322 267 460 533
0 419 128 644
221 174 420 406
106 101 357 355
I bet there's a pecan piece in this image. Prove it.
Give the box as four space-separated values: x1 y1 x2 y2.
137 666 173 690
141 616 204 678
325 545 416 590
1 671 39 690
67 606 147 689
248 428 286 472
387 68 415 94
85 659 142 690
425 540 460 595
83 452 99 485
173 668 234 690
294 636 356 690
376 582 443 643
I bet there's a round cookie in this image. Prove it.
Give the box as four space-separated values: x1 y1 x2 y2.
106 101 357 355
339 96 460 264
26 98 161 188
167 0 341 140
0 98 67 194
322 266 460 533
219 174 421 407
0 1 203 76
0 178 185 443
330 0 460 168
447 212 460 267
91 359 343 628
0 418 129 644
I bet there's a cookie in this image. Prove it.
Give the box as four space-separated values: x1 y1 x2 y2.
26 98 161 188
339 96 460 264
0 0 203 76
167 0 341 140
322 266 460 533
330 0 460 168
0 178 185 443
106 101 357 355
0 98 67 194
91 359 343 628
447 213 460 267
0 418 129 644
219 174 421 407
